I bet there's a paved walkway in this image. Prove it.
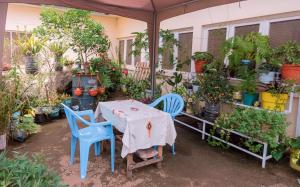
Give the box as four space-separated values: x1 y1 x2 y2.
8 118 299 187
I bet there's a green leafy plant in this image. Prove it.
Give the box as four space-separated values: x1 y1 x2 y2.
222 32 271 75
35 7 110 65
196 61 233 105
240 73 257 94
15 35 46 56
0 152 66 187
274 41 300 65
191 52 213 62
214 108 288 157
266 80 293 95
131 31 149 59
48 42 68 59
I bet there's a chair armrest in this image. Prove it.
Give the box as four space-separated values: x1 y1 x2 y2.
149 99 161 108
76 110 96 123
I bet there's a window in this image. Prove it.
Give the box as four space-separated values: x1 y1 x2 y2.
207 28 227 59
118 40 125 64
235 24 259 37
269 19 300 47
178 32 193 72
161 30 193 72
126 39 133 65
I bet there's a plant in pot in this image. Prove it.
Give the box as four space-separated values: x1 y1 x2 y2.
0 78 15 150
222 32 270 77
289 137 300 172
13 114 39 142
191 52 213 73
240 73 259 106
261 80 293 112
258 60 280 84
48 42 68 71
88 87 98 97
15 35 46 74
196 61 233 122
275 41 300 83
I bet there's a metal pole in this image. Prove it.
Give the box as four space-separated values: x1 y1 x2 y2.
0 3 8 76
150 13 158 98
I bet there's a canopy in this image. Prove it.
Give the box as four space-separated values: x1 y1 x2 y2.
0 0 242 95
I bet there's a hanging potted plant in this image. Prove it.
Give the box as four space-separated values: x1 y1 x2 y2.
261 80 292 112
276 41 300 83
16 35 46 74
88 87 98 97
48 42 68 72
191 52 213 73
240 73 259 106
196 61 233 122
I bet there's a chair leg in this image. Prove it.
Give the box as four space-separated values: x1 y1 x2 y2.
80 141 91 179
111 138 115 173
94 142 101 156
172 143 176 155
70 136 77 164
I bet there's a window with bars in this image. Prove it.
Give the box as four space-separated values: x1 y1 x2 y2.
161 31 193 72
207 28 227 60
269 19 300 47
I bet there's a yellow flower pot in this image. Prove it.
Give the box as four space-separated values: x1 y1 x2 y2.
290 148 300 172
261 92 288 112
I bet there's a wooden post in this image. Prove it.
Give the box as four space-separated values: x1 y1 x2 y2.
126 153 133 178
0 3 8 76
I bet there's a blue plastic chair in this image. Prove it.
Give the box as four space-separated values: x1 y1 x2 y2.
61 104 115 179
149 93 184 155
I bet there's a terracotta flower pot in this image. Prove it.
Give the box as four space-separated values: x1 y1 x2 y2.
74 88 83 96
88 89 98 97
194 60 207 73
98 87 105 95
281 64 300 83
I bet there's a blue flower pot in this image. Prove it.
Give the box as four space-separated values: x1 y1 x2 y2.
243 92 259 106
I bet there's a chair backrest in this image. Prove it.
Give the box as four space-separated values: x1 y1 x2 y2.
61 103 89 137
133 62 150 81
150 93 184 118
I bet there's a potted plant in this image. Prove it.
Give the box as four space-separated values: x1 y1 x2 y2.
196 62 233 122
240 73 259 106
289 137 300 172
0 79 14 150
88 87 98 97
276 41 300 83
48 42 68 71
258 61 280 84
261 80 292 112
12 114 39 142
16 35 46 74
232 86 242 102
222 32 270 77
191 52 213 73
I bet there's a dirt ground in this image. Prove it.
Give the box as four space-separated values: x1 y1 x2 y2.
7 116 300 187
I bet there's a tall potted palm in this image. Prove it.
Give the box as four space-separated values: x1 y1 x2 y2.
0 78 15 150
16 35 46 74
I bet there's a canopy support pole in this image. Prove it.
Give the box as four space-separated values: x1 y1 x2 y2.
0 3 8 75
148 13 160 98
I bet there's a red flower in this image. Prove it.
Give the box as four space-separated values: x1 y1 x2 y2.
122 69 128 75
112 67 116 71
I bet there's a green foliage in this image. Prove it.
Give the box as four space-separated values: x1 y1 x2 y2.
196 61 233 105
15 35 46 56
191 52 213 62
17 114 39 134
35 7 110 64
0 152 66 187
222 32 271 75
121 76 149 99
131 31 149 59
214 108 288 156
240 73 257 94
266 80 293 95
274 41 300 64
48 42 68 59
89 57 122 89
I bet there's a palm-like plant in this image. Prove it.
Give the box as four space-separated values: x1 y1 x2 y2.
16 35 46 56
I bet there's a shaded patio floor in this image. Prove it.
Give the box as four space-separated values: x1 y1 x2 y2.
8 116 300 187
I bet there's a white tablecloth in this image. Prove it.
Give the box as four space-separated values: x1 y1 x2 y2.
95 99 176 158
